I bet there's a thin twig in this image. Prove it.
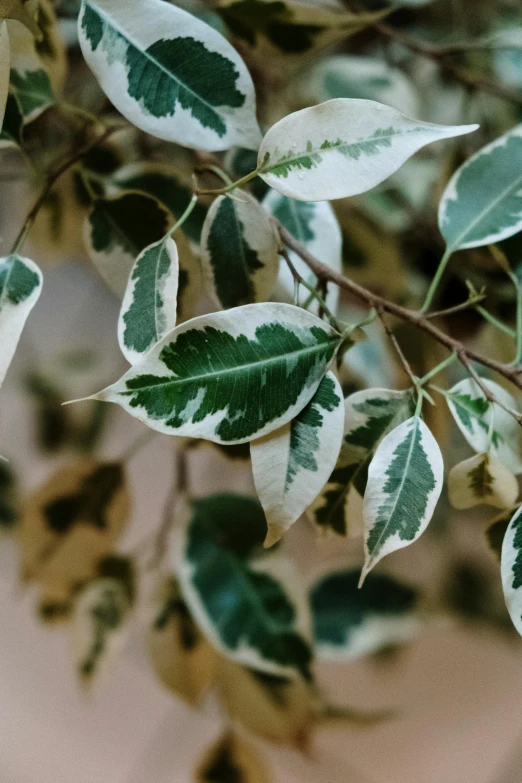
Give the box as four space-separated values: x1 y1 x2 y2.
376 306 418 387
426 295 486 320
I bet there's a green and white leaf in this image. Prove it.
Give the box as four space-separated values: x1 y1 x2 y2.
310 568 420 661
84 191 171 297
0 21 9 130
263 189 342 314
0 254 42 388
72 576 131 683
90 302 341 444
448 452 519 510
310 388 414 536
257 98 478 201
361 416 443 584
444 378 522 474
118 237 179 365
178 494 312 679
78 0 260 151
501 506 522 636
251 371 344 547
7 17 54 122
439 125 522 251
305 55 419 117
201 191 279 309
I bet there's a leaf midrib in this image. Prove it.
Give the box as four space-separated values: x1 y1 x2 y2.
85 1 227 123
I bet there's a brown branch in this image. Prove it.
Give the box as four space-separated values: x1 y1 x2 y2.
376 306 418 387
275 221 522 396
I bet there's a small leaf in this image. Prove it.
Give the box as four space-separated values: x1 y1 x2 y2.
0 20 9 129
148 576 216 705
72 575 132 683
178 494 313 679
196 731 271 783
501 506 522 636
33 0 67 93
439 125 522 251
0 253 42 388
251 371 344 547
91 302 341 444
361 416 444 583
201 191 279 309
310 569 420 661
78 0 261 150
310 388 414 536
263 189 342 315
216 657 317 748
84 192 171 297
7 16 54 122
448 452 519 510
444 378 522 474
118 237 179 365
257 98 477 201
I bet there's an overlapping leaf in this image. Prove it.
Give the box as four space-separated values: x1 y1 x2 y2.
443 378 522 474
257 98 478 201
78 0 260 150
361 416 444 583
0 253 42 388
310 568 420 660
178 494 313 679
90 302 342 444
201 191 279 309
439 125 522 251
264 189 342 314
448 452 519 510
7 15 54 121
251 371 344 547
501 506 522 636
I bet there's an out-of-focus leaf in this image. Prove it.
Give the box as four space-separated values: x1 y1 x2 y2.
196 731 271 783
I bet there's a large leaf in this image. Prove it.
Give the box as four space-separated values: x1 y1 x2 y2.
448 452 519 510
310 568 420 660
78 0 260 150
501 506 522 636
90 302 342 444
251 371 344 547
0 254 42 388
443 378 522 474
201 191 279 309
84 192 171 297
7 16 54 122
148 576 216 705
361 416 444 583
263 189 342 314
178 494 313 679
0 21 9 129
257 98 477 201
439 125 522 251
310 388 414 536
118 237 179 365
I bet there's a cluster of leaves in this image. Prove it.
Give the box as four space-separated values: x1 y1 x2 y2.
3 0 522 777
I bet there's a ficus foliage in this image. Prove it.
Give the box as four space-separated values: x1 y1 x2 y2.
3 0 522 777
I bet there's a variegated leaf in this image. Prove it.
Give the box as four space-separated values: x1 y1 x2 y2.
361 416 443 584
257 98 478 201
178 494 313 679
251 371 344 547
148 576 216 706
310 568 420 660
7 16 54 122
72 575 132 683
89 303 341 444
201 191 279 309
0 21 9 129
263 189 342 314
118 237 179 365
0 254 42 388
310 388 414 536
196 732 270 783
84 192 171 297
439 125 522 251
501 506 522 636
448 452 519 510
444 378 522 474
78 0 260 150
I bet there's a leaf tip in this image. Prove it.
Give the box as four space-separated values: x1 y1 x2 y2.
264 523 284 549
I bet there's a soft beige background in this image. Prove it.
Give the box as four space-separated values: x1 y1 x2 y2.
2 201 522 782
